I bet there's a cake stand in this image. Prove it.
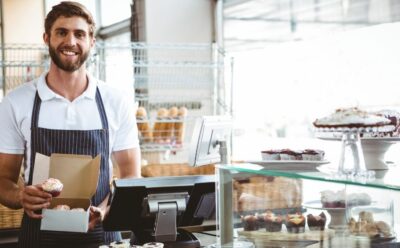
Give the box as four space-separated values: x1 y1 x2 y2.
315 125 395 180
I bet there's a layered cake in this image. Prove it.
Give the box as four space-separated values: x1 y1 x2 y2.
285 213 305 233
264 211 283 232
362 109 400 137
313 107 393 128
42 178 63 197
321 190 371 208
307 212 326 231
320 190 346 208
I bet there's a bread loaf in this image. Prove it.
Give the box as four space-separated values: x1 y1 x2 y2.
136 107 152 142
153 108 168 143
174 107 188 144
164 107 178 143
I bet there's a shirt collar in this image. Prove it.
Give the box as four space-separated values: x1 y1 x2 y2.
37 72 97 101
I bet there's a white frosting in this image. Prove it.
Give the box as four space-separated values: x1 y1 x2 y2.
42 178 63 192
314 108 391 126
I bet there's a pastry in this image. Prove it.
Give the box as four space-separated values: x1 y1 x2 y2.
307 212 326 231
313 107 392 128
264 211 283 232
70 208 85 212
261 150 281 160
174 107 187 144
163 107 178 143
279 149 302 160
153 108 168 143
301 149 325 161
285 213 305 233
143 242 164 248
320 190 345 208
53 204 70 210
241 214 259 231
42 178 63 197
110 241 131 248
136 107 152 143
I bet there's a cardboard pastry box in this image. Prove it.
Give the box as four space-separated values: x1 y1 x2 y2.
32 153 101 233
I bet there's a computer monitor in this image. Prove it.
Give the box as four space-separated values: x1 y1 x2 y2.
188 116 232 167
103 175 216 247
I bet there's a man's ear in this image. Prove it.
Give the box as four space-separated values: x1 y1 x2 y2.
91 37 96 48
43 33 49 45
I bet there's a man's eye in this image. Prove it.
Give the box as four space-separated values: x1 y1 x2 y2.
56 30 67 36
75 32 85 39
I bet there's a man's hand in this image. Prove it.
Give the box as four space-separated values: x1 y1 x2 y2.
89 206 107 230
19 184 52 219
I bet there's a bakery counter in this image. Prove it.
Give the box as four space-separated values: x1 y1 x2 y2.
0 229 18 248
216 163 400 248
0 227 217 248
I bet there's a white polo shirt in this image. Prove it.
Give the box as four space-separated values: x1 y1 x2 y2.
0 72 140 182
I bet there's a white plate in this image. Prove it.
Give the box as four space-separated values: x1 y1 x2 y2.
245 160 330 171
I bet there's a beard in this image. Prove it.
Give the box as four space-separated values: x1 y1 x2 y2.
48 42 90 72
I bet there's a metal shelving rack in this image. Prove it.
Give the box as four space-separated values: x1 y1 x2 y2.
0 42 229 164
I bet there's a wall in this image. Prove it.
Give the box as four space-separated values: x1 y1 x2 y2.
3 0 44 43
138 0 215 43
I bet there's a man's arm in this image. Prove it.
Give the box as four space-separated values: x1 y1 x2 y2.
0 153 24 209
89 147 141 229
0 153 52 218
112 147 141 178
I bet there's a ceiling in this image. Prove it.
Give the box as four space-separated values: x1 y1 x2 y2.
223 0 400 51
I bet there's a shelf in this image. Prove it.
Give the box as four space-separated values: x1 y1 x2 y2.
217 163 400 191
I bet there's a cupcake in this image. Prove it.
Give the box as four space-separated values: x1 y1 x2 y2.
71 208 85 212
53 204 70 210
302 149 325 161
241 214 259 231
285 213 305 233
261 150 281 160
110 241 131 248
307 212 326 231
255 212 266 228
280 149 302 160
42 178 63 197
264 211 283 232
143 242 164 248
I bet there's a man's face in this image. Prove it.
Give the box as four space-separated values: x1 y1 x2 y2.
44 16 95 72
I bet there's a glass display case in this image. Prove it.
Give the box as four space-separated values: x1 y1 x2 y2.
215 163 400 248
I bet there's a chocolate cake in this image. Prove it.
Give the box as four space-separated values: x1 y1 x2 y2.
307 212 326 231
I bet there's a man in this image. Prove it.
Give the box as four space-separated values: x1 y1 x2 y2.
0 1 141 247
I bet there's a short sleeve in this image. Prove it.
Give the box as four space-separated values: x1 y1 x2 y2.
0 98 25 154
112 93 140 151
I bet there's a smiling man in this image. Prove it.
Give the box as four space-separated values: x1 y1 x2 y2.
0 2 141 248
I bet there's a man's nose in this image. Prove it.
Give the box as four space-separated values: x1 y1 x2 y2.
64 32 77 45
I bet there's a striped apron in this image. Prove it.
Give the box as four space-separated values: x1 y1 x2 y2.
18 88 121 248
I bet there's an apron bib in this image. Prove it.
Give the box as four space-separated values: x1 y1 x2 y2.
18 88 120 248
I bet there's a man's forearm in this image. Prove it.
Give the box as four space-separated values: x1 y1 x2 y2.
0 179 22 209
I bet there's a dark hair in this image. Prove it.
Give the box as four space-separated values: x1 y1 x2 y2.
44 1 96 37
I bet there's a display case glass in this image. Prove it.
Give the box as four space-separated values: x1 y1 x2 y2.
215 164 400 248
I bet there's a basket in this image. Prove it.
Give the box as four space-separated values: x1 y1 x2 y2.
0 204 23 229
0 175 24 229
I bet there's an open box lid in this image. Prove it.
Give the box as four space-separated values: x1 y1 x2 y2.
32 153 101 198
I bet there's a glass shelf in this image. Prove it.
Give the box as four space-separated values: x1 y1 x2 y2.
217 163 400 191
